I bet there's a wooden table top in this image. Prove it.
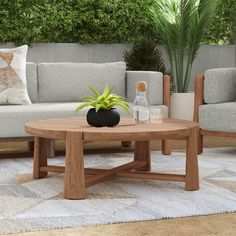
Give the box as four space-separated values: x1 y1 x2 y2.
25 117 198 141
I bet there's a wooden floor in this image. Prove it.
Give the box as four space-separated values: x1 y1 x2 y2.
6 213 236 236
0 136 236 236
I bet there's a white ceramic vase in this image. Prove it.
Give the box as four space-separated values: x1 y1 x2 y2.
171 92 195 121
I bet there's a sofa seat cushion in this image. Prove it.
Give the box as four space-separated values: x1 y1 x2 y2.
0 103 168 138
199 102 236 132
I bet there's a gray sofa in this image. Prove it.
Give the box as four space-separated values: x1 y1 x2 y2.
0 62 171 152
194 68 236 154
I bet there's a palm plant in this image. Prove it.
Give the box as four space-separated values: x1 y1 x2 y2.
151 0 216 92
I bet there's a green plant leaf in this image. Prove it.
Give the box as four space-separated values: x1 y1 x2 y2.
107 101 129 112
95 103 103 112
89 86 100 97
75 103 91 112
81 95 96 101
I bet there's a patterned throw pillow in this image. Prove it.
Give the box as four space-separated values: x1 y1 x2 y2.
0 45 31 105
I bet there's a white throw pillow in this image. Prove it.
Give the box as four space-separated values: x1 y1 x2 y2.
0 45 31 105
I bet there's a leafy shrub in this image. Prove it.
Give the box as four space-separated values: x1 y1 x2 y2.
75 0 157 44
124 38 166 73
124 39 175 93
0 0 81 45
202 0 235 44
0 0 234 45
0 0 157 45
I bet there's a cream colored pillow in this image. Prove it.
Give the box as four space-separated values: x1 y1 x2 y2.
0 45 31 105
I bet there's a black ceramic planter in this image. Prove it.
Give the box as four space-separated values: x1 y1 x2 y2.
86 108 120 127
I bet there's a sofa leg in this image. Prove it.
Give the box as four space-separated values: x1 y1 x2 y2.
46 140 55 158
198 133 203 155
27 141 34 151
162 139 172 155
121 141 132 147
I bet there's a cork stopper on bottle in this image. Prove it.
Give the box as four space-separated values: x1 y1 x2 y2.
136 81 147 92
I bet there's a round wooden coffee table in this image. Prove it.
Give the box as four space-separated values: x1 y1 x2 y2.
25 117 199 200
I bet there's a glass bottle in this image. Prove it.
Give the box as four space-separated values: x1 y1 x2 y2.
133 81 150 124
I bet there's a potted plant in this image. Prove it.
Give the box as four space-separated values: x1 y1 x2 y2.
75 84 129 127
151 0 216 120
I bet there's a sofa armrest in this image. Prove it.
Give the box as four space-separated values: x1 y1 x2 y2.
193 74 204 122
163 75 171 118
125 71 164 105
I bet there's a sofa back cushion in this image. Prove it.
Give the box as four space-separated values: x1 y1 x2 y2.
37 62 126 103
204 68 236 104
26 62 38 103
126 71 163 105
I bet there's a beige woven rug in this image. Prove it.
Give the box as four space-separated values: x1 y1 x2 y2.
0 147 236 234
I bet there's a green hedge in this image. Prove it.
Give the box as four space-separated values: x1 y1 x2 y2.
202 0 235 44
0 0 234 45
0 0 157 45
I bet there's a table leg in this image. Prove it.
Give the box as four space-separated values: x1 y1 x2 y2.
134 141 151 171
33 137 48 179
161 139 172 155
27 140 34 151
197 127 203 154
64 131 85 200
185 127 199 190
46 139 55 158
121 141 132 147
